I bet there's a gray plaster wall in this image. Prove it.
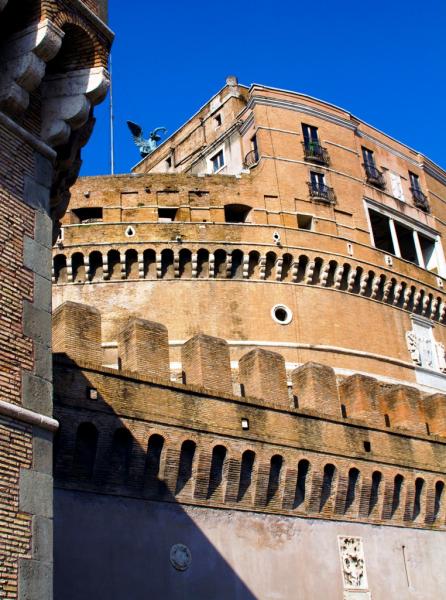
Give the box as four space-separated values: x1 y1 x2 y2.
54 490 446 600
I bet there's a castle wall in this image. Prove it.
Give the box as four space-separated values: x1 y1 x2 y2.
54 490 446 600
0 2 112 597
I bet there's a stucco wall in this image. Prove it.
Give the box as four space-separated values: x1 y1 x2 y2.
55 490 446 600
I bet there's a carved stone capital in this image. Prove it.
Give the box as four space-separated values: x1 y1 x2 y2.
0 19 64 115
42 67 110 147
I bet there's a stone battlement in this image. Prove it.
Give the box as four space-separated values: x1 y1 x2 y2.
53 301 446 529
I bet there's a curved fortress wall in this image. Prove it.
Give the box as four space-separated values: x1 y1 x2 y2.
53 302 446 599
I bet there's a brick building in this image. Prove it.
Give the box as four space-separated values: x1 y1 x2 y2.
0 1 112 598
52 79 446 598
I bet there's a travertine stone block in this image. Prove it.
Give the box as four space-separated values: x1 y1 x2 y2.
239 348 288 406
181 334 232 394
291 362 339 417
118 318 170 380
52 301 102 364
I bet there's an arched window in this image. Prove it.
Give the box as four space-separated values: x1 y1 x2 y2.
230 250 244 279
224 204 252 223
433 481 444 522
179 249 192 278
320 463 336 511
295 255 308 283
345 468 360 513
248 251 260 279
207 445 227 498
72 422 98 480
143 249 156 279
413 477 425 520
294 459 310 508
71 252 85 283
125 249 138 279
368 471 382 515
281 253 293 282
175 440 196 495
197 249 209 278
266 455 283 505
108 250 121 280
390 474 404 517
214 250 227 279
144 434 165 495
109 428 133 485
265 252 276 280
325 260 338 287
161 249 174 278
89 251 103 282
54 254 67 283
237 450 255 502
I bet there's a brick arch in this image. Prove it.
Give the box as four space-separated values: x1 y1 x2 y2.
51 11 106 68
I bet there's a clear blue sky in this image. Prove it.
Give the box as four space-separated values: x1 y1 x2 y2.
81 0 446 176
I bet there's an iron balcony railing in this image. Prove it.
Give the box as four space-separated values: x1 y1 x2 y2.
307 181 336 203
363 163 386 189
411 187 430 212
302 142 330 165
244 149 259 168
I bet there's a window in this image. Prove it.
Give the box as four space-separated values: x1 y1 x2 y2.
362 148 385 189
214 113 222 128
302 124 328 163
71 207 103 223
224 204 252 223
308 172 335 203
165 156 172 169
297 214 313 230
409 172 429 212
251 134 259 162
367 202 444 275
211 149 224 173
310 171 325 189
302 124 319 146
158 207 177 222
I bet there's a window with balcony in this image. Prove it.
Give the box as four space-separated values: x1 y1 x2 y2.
211 149 225 173
308 171 335 203
409 172 429 212
302 124 329 165
367 202 444 275
362 147 385 189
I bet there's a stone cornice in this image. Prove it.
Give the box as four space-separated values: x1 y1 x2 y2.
0 399 59 432
0 110 56 159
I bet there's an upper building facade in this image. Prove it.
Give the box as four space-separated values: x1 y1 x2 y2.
53 78 446 392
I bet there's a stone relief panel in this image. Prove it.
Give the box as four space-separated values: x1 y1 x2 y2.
338 536 369 594
406 317 446 373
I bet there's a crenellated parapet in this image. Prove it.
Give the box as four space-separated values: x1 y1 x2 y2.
53 301 446 529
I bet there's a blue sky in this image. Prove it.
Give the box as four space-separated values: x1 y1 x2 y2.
81 0 446 176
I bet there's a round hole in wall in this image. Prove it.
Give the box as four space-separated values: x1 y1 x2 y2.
271 304 293 325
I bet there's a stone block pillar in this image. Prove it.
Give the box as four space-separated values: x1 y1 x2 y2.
291 362 339 417
52 301 102 364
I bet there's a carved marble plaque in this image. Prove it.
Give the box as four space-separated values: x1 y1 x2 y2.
338 536 368 591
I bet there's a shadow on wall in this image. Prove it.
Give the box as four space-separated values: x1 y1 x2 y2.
53 356 258 600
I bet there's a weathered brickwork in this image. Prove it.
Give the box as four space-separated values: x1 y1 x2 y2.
0 1 112 598
53 302 446 533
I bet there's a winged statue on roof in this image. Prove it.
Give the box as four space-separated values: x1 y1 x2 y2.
127 121 167 158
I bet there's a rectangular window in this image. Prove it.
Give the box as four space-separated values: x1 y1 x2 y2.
368 209 395 254
158 207 177 222
71 207 103 223
302 124 319 145
362 147 375 167
390 173 405 201
409 172 421 191
211 149 224 173
310 171 325 189
367 204 444 274
214 114 222 128
251 134 258 161
297 214 313 230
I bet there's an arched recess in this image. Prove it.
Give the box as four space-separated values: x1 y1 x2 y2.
179 249 192 278
231 250 244 279
54 254 67 283
109 428 133 486
224 204 252 223
237 450 256 502
89 251 103 281
125 249 138 279
71 252 85 283
72 422 98 481
197 249 209 278
175 440 196 495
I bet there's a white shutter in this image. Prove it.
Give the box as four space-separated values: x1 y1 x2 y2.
390 173 405 201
